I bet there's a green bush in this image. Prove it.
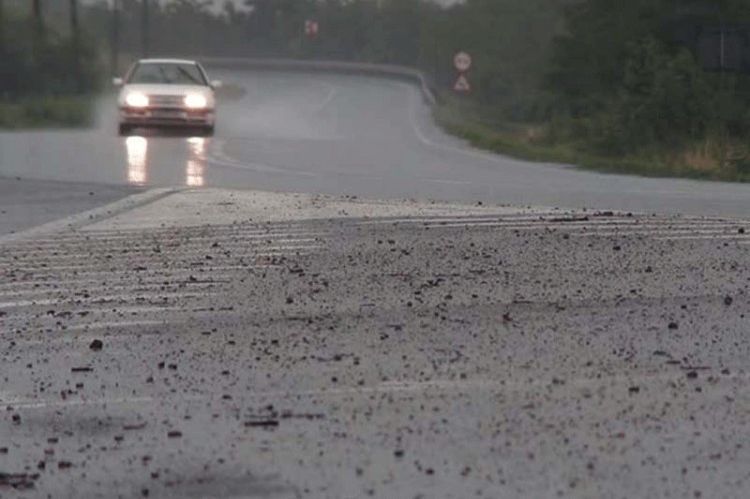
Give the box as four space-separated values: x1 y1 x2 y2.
0 96 94 129
536 0 750 177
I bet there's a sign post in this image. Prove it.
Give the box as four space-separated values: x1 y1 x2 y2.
453 51 472 94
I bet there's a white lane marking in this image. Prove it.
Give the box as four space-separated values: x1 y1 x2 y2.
360 218 584 227
417 225 750 239
314 83 339 114
3 249 319 272
356 217 745 233
1 240 323 264
7 237 323 252
572 229 750 239
655 234 750 241
61 319 165 332
356 215 578 225
1 266 278 283
410 221 605 230
207 139 317 177
76 305 191 315
3 395 203 410
0 282 220 299
1 304 188 320
463 222 740 231
17 228 327 243
0 273 239 289
4 236 327 254
10 321 167 346
0 291 218 310
0 278 237 294
406 84 514 165
558 222 741 230
8 370 744 411
408 85 439 147
423 178 473 186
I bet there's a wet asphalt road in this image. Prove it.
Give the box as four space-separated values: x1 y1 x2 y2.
2 69 750 498
0 177 138 236
1 68 749 218
1 188 749 498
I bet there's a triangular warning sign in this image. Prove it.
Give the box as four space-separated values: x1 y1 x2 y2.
454 75 471 93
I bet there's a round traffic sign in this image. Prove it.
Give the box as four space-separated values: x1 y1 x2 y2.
454 52 472 72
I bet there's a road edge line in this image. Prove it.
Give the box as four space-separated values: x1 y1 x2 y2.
0 187 183 246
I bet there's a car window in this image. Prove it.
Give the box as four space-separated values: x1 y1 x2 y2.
128 63 207 85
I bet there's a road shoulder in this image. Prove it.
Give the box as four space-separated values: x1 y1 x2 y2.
0 176 146 237
0 177 176 244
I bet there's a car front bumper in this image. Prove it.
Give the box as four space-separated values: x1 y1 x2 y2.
120 107 215 127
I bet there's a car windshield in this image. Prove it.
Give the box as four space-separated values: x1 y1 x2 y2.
128 63 207 85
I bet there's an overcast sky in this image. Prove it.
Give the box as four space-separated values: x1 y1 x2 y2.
196 0 463 12
81 0 463 15
210 0 463 9
90 1 463 12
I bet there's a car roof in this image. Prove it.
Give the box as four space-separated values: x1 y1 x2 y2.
137 59 199 65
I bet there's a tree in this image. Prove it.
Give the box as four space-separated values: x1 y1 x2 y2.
32 0 43 34
546 0 750 155
70 0 78 39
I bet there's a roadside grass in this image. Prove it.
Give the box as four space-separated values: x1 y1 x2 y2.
0 96 95 129
434 97 750 183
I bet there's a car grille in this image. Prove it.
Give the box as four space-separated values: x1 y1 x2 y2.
148 95 184 108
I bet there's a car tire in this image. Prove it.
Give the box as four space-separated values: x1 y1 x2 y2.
202 125 215 137
118 124 132 136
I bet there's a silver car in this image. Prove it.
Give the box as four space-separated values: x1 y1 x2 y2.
114 59 221 136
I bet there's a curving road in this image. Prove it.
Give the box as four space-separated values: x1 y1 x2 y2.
3 69 750 498
1 68 749 217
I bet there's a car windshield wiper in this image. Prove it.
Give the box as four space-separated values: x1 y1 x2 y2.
176 67 202 85
157 66 172 84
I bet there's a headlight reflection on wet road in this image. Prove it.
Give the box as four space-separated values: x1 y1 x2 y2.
125 136 148 185
186 137 206 187
125 135 208 187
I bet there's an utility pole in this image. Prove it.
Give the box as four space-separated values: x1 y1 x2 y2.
112 0 120 75
141 0 149 58
31 0 44 62
70 0 81 91
0 0 5 52
32 0 43 35
719 21 726 72
70 0 79 44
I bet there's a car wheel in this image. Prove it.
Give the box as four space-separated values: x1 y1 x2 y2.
118 124 132 136
202 125 215 137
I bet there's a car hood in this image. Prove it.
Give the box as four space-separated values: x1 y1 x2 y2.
118 84 215 108
121 84 211 96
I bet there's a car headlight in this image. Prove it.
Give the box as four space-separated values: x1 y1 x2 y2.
125 92 149 108
184 94 208 109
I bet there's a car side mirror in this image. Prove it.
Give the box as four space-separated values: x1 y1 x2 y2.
211 80 223 89
112 77 124 87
